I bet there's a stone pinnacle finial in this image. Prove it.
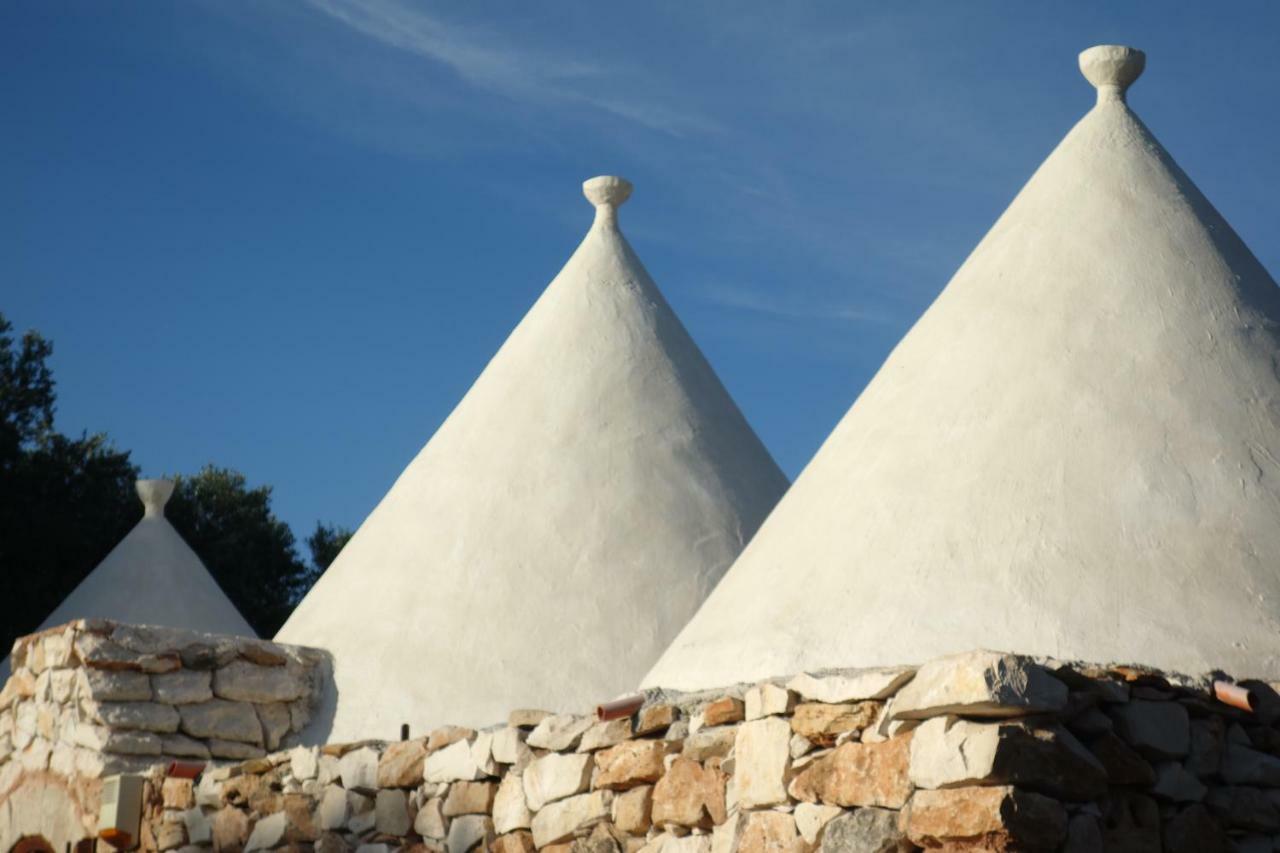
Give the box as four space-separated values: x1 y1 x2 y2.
583 176 632 227
136 479 175 518
1079 45 1145 104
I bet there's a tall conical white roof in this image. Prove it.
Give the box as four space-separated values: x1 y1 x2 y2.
3 480 254 675
645 46 1280 690
277 176 788 740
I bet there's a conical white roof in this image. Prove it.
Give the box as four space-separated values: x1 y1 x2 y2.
3 480 254 676
277 176 788 740
645 45 1280 690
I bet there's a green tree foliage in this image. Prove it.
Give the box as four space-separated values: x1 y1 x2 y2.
0 312 336 654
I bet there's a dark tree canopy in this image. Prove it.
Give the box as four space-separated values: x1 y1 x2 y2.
0 311 337 655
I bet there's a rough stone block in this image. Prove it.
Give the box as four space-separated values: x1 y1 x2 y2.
579 718 633 752
891 651 1066 720
736 811 805 853
377 738 428 788
651 757 726 828
86 700 180 733
906 786 1066 851
595 740 675 790
908 717 1106 801
733 716 792 808
818 808 908 853
528 714 594 751
414 796 446 838
80 669 153 702
612 785 653 835
161 733 211 759
152 671 213 705
702 697 745 727
213 660 307 703
447 815 495 853
791 702 880 747
494 773 533 834
745 684 796 721
426 737 484 783
682 726 736 762
429 725 476 752
375 789 411 836
1110 699 1190 760
788 668 915 704
524 752 593 811
179 698 262 744
790 735 913 809
1221 741 1280 787
636 704 677 736
339 745 379 791
256 702 291 751
531 792 612 848
444 781 497 816
493 831 538 853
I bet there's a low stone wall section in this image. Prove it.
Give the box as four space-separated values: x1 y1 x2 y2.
137 649 1280 853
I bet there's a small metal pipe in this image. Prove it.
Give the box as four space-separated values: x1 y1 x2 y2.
1214 680 1255 712
597 694 644 721
401 723 410 742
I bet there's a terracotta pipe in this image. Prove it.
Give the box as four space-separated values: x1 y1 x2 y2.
167 760 206 780
597 693 644 721
1213 680 1255 713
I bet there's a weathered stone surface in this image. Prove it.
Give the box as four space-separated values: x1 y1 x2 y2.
736 811 805 853
209 739 265 763
595 740 675 789
702 697 745 727
426 737 484 783
414 797 447 838
1205 786 1280 832
493 727 533 768
494 773 533 834
531 791 612 848
818 808 907 853
163 778 195 810
792 702 880 747
528 714 594 751
636 705 676 736
428 724 476 753
1103 791 1161 851
1185 717 1224 777
375 789 411 835
1088 731 1155 786
213 806 251 852
447 815 495 853
377 738 428 788
493 831 538 853
338 745 379 791
891 651 1066 720
788 669 915 704
1062 814 1102 853
1110 700 1189 760
244 812 287 852
906 786 1066 851
612 785 653 835
793 802 841 846
510 709 552 729
733 716 792 808
472 730 500 777
444 781 498 816
745 684 796 721
179 699 262 744
1152 761 1207 803
651 757 726 828
256 702 291 751
908 717 1105 801
682 726 736 762
81 668 153 701
1163 803 1228 853
790 735 913 809
524 752 593 810
152 670 213 704
86 700 181 732
1221 741 1280 786
579 718 633 752
213 660 307 703
162 733 211 759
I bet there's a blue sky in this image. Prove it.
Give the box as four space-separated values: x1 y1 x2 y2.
5 2 1280 543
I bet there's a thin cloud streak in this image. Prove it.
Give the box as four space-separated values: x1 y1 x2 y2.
302 0 719 137
700 284 897 326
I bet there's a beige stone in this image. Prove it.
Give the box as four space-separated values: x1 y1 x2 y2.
702 698 744 727
428 724 476 752
793 803 842 845
579 718 633 752
736 811 805 853
494 773 533 834
213 660 308 703
85 700 181 732
493 727 533 769
745 684 796 721
444 781 498 816
595 740 674 790
375 788 412 835
339 745 380 791
789 735 913 809
256 702 291 751
179 699 262 744
531 791 612 847
152 670 213 704
213 806 251 852
163 778 195 810
891 652 1066 720
636 705 677 736
448 815 495 853
524 752 593 810
426 737 484 783
905 786 1067 850
788 669 915 705
413 797 447 839
80 668 153 701
612 785 654 835
791 702 880 747
377 738 428 788
528 714 595 751
733 716 792 808
162 733 211 759
493 830 538 853
651 757 726 828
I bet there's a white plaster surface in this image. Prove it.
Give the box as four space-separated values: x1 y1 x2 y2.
277 177 787 741
644 45 1280 690
1 480 253 678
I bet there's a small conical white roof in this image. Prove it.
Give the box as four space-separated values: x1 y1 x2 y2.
3 480 254 675
277 176 788 740
645 46 1280 690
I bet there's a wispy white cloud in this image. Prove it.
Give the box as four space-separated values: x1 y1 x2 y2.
699 284 896 326
302 0 718 137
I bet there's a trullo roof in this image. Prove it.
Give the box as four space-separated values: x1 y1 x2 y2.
644 45 1280 690
277 176 788 740
3 479 254 676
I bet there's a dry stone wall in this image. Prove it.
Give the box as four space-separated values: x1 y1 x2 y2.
0 619 329 849
129 649 1280 853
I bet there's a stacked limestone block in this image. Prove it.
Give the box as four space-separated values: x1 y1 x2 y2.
138 649 1280 853
0 619 329 797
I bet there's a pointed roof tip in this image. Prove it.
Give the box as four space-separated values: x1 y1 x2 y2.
583 175 633 210
1079 45 1146 103
136 479 174 518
